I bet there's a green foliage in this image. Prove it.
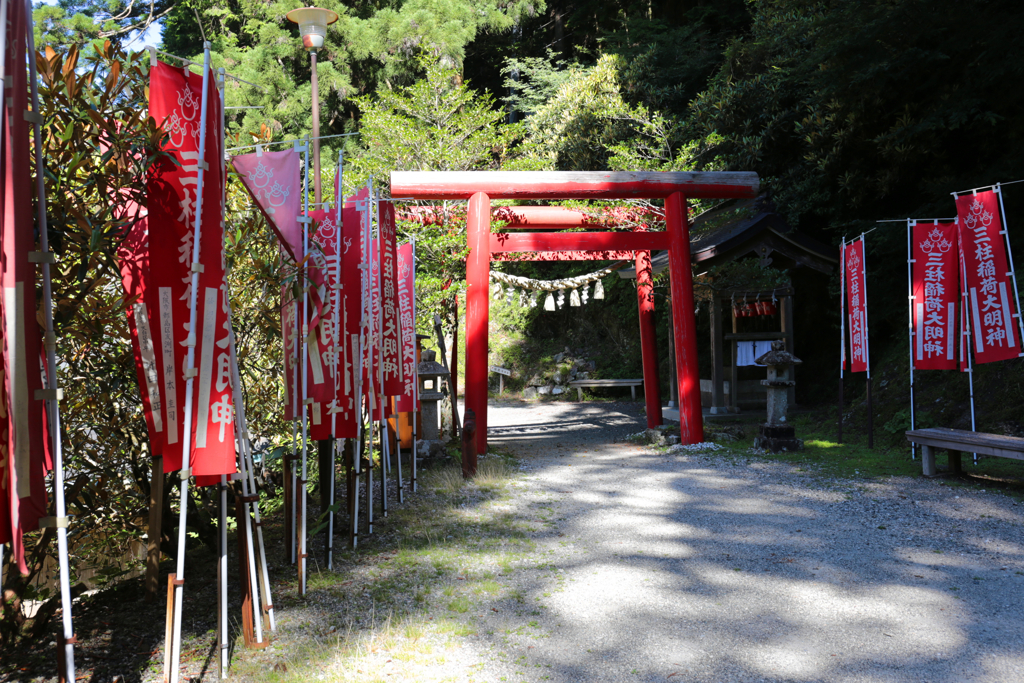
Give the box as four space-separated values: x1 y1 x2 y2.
158 0 544 162
33 0 172 47
509 52 720 175
349 57 519 330
501 50 578 118
349 57 518 179
685 0 1024 229
510 54 635 171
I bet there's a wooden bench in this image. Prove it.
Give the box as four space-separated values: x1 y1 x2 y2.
568 378 643 401
905 427 1024 476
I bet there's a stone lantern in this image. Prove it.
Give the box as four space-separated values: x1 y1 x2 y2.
418 349 449 441
753 341 803 452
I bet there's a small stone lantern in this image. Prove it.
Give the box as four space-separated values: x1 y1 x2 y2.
418 349 449 441
753 341 803 452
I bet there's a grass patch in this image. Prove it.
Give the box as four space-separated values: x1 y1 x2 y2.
704 414 1024 497
223 451 542 683
446 596 472 613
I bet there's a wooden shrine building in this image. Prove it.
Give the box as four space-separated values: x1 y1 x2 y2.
621 196 838 413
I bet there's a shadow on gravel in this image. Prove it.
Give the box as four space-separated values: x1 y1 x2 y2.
481 400 1024 683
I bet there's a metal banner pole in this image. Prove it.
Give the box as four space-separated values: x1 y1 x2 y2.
957 224 979 462
839 238 846 444
374 191 390 518
862 233 873 449
26 5 75 678
215 67 229 680
299 136 311 596
226 321 273 633
907 221 917 459
326 151 344 569
350 183 368 549
395 401 404 504
218 66 271 638
351 328 363 549
411 238 419 492
364 181 374 534
168 42 212 683
217 475 228 678
994 184 1024 354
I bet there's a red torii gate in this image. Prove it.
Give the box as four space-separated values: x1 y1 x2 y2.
390 171 760 458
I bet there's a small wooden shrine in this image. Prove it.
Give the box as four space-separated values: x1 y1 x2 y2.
621 196 837 413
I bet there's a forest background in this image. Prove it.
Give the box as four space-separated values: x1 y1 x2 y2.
5 0 1024 644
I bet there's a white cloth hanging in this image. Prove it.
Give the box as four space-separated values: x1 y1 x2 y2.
754 340 774 360
737 340 781 366
736 341 757 366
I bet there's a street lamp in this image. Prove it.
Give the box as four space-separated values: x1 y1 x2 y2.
286 5 339 206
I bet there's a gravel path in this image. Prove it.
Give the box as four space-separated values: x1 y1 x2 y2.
471 399 1024 683
17 400 1020 683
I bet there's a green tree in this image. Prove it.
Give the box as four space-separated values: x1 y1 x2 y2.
685 0 1024 229
348 56 519 330
33 0 172 47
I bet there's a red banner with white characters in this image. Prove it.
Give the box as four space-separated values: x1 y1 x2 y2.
1 0 51 571
330 190 367 436
148 61 235 477
912 222 959 370
364 237 388 421
307 209 339 440
233 149 303 260
379 202 403 395
844 239 869 373
118 217 167 454
395 243 418 413
956 190 1022 364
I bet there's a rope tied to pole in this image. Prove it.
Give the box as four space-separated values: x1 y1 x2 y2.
489 261 627 309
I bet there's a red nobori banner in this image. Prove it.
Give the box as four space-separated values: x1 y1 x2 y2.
1 0 51 571
844 239 869 373
330 191 368 438
379 202 403 396
307 209 341 440
117 218 167 453
956 190 1022 364
148 61 235 476
365 238 390 421
233 149 303 260
395 243 418 413
912 222 959 370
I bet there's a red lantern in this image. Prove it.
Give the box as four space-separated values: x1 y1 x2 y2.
763 300 777 315
755 301 766 316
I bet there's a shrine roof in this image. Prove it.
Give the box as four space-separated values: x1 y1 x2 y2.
619 195 838 278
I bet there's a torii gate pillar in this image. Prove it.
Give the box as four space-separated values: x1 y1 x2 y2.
465 192 490 472
666 192 702 438
635 248 663 427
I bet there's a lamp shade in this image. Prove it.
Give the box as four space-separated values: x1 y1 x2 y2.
286 6 339 51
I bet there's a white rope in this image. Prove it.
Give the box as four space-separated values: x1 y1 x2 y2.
489 262 621 293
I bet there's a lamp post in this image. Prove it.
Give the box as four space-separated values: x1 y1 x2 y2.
286 5 338 206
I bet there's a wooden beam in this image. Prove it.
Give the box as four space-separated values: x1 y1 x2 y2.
492 250 637 262
493 206 608 227
490 231 668 254
392 171 760 200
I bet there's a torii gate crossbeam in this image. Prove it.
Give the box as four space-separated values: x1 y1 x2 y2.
390 171 761 462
